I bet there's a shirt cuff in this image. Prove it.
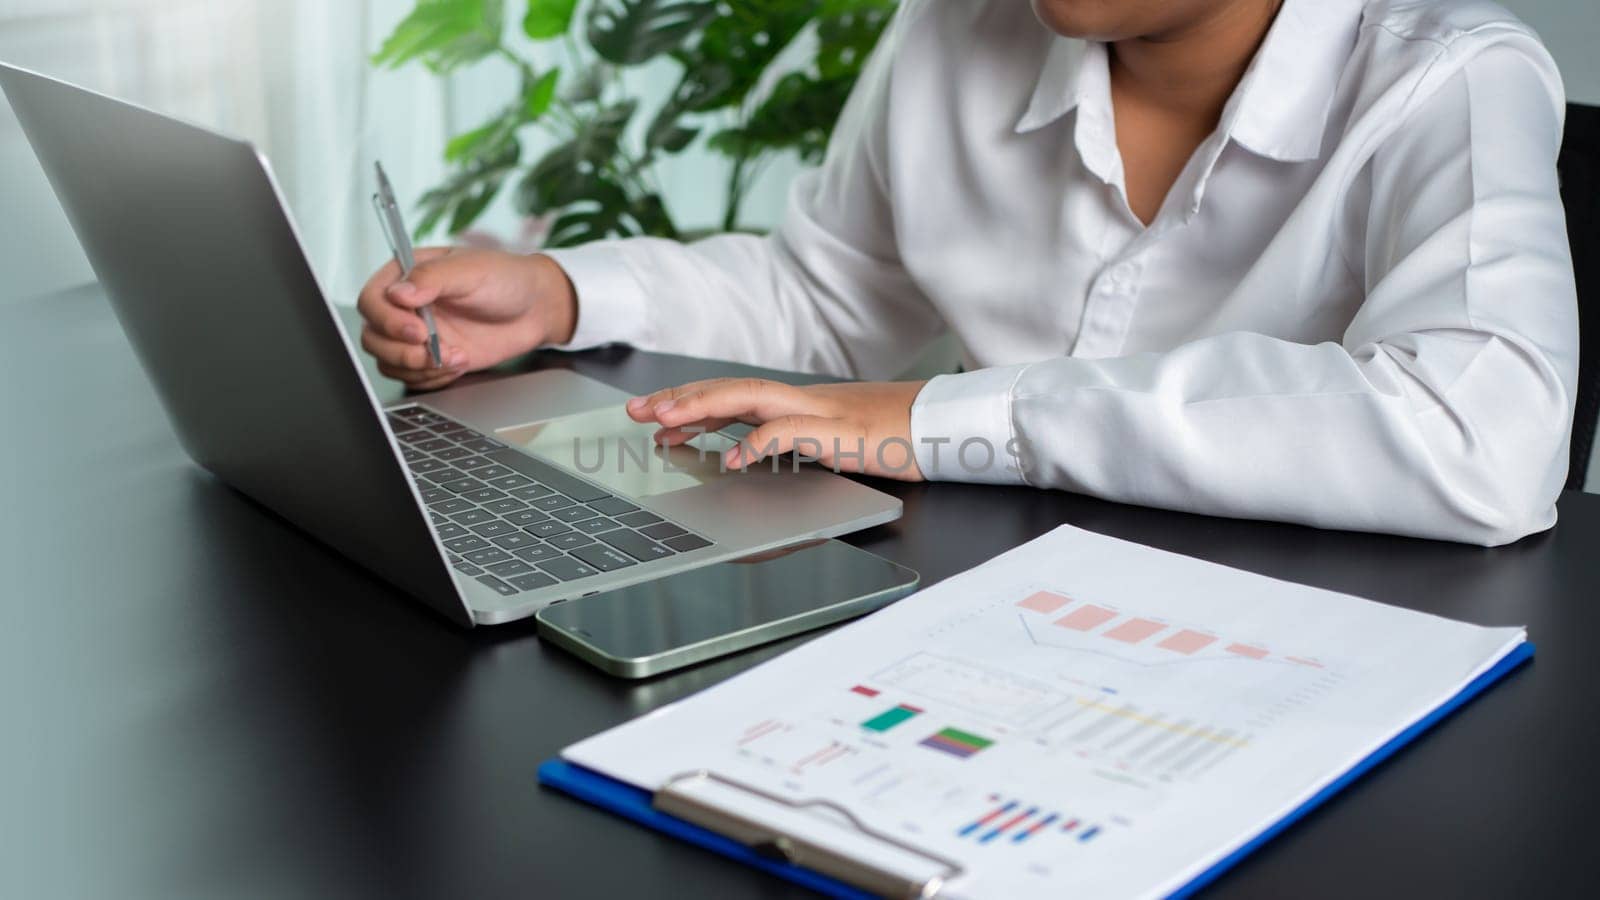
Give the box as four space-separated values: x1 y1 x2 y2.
910 365 1030 485
541 242 652 350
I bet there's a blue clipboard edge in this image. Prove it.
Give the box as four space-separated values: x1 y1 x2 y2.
538 641 1533 899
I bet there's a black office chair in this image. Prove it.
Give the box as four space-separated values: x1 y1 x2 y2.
1559 102 1599 491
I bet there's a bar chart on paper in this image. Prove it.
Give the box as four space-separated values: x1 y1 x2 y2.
559 526 1528 899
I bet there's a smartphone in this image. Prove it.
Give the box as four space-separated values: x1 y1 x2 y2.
534 540 919 678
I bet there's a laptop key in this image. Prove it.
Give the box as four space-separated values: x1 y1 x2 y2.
509 571 557 591
483 498 527 515
392 406 431 420
509 483 555 500
440 477 487 494
487 559 534 577
472 464 514 480
491 532 539 550
416 438 454 453
537 557 601 582
452 561 484 576
572 516 619 535
398 429 435 445
436 523 467 540
434 446 474 461
465 547 513 565
531 494 575 511
662 533 713 553
548 532 595 550
444 536 488 553
513 544 561 563
638 521 687 541
551 505 598 523
596 528 675 562
429 497 472 514
615 510 664 528
410 458 448 473
461 437 503 453
485 473 534 490
571 544 637 572
423 469 470 485
427 422 461 434
420 487 449 504
470 520 517 538
475 574 518 596
455 456 495 471
402 447 428 463
428 511 448 526
525 520 572 539
502 509 550 526
464 488 507 504
483 447 610 502
587 496 640 517
450 508 496 526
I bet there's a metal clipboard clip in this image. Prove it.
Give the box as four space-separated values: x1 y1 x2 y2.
653 769 967 899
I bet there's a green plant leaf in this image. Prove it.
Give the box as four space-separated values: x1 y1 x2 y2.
523 0 578 39
372 0 506 74
523 68 561 118
562 64 609 104
587 0 716 66
514 101 638 216
670 0 814 113
545 178 634 246
444 119 507 162
414 138 521 237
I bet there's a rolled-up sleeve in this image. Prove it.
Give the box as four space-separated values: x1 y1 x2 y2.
911 39 1578 546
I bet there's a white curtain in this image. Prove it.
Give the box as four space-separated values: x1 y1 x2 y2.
0 0 449 305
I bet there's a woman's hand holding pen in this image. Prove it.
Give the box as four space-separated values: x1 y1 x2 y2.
357 248 577 391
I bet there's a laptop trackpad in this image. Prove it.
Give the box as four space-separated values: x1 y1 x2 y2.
496 406 736 499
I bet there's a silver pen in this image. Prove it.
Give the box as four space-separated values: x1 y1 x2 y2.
372 161 442 367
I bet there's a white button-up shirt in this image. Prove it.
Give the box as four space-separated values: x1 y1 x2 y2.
548 0 1578 546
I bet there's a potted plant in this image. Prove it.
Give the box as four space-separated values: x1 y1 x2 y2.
372 0 897 246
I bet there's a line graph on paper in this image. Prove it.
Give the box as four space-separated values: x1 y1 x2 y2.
887 587 1349 784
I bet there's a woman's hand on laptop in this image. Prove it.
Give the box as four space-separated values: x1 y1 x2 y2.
626 379 929 480
357 248 578 390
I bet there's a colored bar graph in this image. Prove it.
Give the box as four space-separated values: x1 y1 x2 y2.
1103 617 1165 644
1286 656 1325 668
1225 642 1269 660
861 703 923 733
920 727 995 759
1157 629 1217 655
1012 812 1060 843
980 806 1038 844
1017 591 1071 614
1060 818 1080 833
1054 604 1118 631
850 684 880 698
1078 825 1102 842
957 801 1018 837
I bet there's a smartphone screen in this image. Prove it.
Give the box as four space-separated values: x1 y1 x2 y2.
535 540 919 677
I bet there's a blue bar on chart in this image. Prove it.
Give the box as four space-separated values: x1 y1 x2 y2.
980 806 1039 844
1012 812 1060 843
957 800 1017 838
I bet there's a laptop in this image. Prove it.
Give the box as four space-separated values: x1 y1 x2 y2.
0 62 902 627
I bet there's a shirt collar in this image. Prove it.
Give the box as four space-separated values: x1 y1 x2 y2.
1014 0 1364 164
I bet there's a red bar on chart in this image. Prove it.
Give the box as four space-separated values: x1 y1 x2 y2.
850 684 880 698
1157 629 1217 655
1017 591 1071 614
1103 617 1165 644
1286 656 1325 668
1054 605 1118 631
1225 642 1269 660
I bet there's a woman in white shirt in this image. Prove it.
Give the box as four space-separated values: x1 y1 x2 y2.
357 0 1579 546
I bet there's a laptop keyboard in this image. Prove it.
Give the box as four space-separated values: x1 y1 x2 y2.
387 405 713 598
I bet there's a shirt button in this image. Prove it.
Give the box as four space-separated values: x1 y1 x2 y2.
1112 262 1137 282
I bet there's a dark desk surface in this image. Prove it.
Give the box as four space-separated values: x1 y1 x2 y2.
6 284 1596 899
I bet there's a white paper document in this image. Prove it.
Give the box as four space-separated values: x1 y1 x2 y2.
563 526 1526 898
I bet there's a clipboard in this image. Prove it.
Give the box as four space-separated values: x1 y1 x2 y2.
539 641 1532 899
